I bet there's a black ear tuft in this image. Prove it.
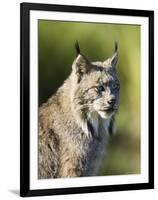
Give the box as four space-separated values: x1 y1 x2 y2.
75 41 81 55
114 41 118 52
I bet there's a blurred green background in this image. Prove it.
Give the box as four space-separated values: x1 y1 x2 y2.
38 20 140 176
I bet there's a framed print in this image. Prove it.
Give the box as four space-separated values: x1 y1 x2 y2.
20 2 154 197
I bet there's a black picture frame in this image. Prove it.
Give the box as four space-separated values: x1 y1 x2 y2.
20 2 154 197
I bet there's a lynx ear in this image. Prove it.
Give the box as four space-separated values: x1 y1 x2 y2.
72 54 90 82
72 42 90 82
103 42 118 68
110 42 118 67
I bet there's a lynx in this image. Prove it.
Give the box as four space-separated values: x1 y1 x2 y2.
38 42 120 179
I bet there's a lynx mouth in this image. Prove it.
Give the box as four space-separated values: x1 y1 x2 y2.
99 109 113 112
99 107 117 113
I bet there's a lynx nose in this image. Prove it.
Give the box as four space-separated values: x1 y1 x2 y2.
108 98 116 106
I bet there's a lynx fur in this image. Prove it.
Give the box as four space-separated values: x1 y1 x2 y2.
38 42 120 179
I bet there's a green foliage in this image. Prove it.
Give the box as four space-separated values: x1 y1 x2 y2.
39 20 140 175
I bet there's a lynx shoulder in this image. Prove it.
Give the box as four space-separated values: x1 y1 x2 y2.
38 42 120 179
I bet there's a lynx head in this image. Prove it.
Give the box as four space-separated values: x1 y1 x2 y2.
70 42 120 137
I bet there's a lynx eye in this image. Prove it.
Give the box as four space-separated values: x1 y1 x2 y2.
98 85 105 93
111 82 119 89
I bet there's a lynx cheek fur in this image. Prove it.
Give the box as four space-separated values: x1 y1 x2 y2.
38 42 120 179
